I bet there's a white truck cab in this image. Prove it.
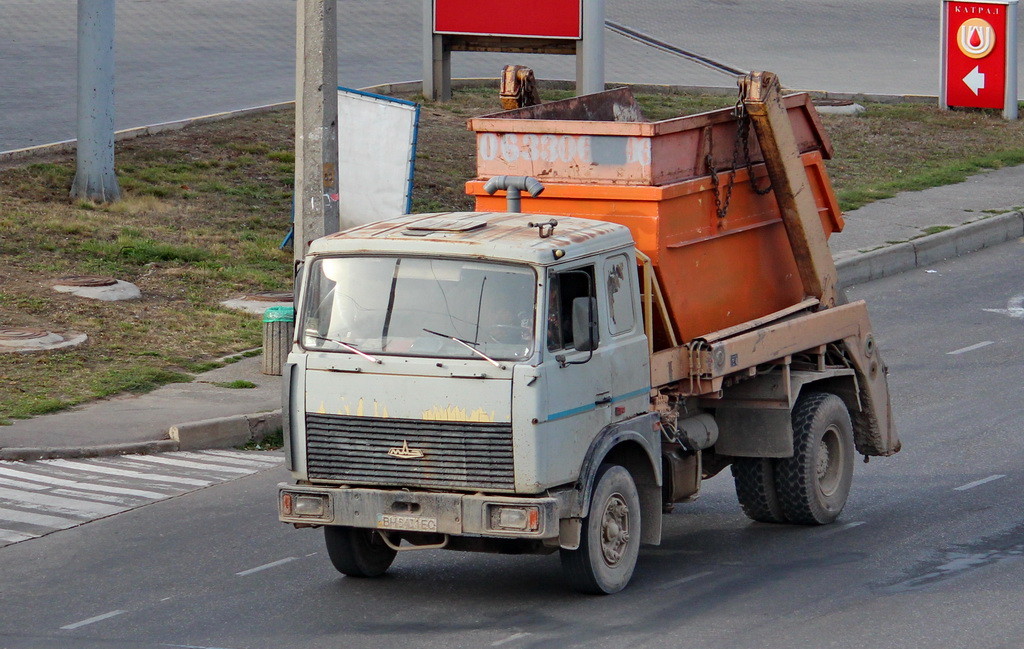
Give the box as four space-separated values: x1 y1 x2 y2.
280 212 662 592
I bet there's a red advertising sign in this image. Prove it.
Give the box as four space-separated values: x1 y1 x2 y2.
944 1 1008 109
434 0 582 39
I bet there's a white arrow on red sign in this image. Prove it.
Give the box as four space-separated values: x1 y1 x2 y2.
963 66 986 95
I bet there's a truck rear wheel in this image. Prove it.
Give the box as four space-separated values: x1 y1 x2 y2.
732 458 786 523
774 392 854 525
560 464 641 595
324 526 397 577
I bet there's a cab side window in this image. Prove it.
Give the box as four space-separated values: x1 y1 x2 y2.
604 254 635 335
547 266 596 352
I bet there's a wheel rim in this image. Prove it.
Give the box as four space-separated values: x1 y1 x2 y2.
817 424 843 497
600 492 631 567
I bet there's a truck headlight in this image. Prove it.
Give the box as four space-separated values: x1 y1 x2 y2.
488 505 540 532
281 492 328 518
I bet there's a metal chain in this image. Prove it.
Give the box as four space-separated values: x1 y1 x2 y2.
708 92 772 219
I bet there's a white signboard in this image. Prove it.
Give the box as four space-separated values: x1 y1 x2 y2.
337 88 420 229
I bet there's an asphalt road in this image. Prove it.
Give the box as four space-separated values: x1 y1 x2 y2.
0 240 1021 648
5 0 1024 151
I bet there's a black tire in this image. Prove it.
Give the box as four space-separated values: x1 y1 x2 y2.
560 464 641 595
732 457 786 523
774 392 855 525
324 526 397 577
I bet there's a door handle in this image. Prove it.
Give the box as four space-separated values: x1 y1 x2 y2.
595 394 612 406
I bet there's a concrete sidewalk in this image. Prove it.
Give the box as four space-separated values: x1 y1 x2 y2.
1 167 1022 460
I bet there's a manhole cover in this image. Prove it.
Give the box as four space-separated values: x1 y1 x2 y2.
247 291 293 302
0 328 49 340
54 276 118 287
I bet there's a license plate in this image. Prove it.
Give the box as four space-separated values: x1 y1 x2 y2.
377 513 438 532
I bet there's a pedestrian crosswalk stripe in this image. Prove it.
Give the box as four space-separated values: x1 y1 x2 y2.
46 459 213 487
0 476 48 491
0 506 80 528
0 528 37 543
201 449 283 464
0 451 283 548
124 454 254 474
176 450 282 468
0 485 124 517
0 465 167 499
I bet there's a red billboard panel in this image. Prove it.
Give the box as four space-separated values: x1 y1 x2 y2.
944 1 1008 109
434 0 582 39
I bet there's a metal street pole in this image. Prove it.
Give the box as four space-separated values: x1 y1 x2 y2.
577 0 606 95
71 0 121 203
293 0 340 267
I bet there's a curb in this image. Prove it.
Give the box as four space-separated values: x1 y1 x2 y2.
169 410 282 451
837 211 1024 286
0 440 178 462
0 410 281 461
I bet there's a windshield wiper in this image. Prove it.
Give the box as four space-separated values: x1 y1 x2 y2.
422 328 506 369
306 334 382 364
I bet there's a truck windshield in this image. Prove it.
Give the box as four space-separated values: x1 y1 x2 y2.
301 256 536 361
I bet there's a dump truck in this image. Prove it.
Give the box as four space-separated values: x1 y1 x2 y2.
277 72 899 594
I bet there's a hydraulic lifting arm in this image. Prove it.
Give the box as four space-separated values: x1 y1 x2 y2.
742 71 840 309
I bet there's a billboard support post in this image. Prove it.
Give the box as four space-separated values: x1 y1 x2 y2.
424 0 604 101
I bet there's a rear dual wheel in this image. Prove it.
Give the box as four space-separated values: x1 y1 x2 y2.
733 392 854 525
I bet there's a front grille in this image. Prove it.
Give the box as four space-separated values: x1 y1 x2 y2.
305 413 515 492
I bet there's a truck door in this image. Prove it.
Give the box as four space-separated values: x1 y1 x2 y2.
526 256 650 488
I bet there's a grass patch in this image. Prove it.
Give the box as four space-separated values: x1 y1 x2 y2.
212 380 257 389
822 103 1024 211
240 427 284 451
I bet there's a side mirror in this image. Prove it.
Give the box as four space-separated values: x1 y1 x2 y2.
571 296 599 352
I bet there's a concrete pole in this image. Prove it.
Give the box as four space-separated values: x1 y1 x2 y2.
1004 0 1019 120
294 0 340 266
422 0 451 101
71 0 121 203
576 0 606 95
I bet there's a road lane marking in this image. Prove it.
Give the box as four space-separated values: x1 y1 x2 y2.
983 294 1024 319
236 557 298 576
655 570 714 590
60 609 126 630
123 455 254 474
0 465 167 498
947 341 995 355
492 632 530 646
955 474 1006 491
47 459 212 487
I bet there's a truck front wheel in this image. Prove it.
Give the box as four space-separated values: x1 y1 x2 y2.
774 392 855 525
560 464 641 595
324 526 397 577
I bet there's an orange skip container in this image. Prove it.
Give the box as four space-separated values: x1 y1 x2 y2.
466 88 843 344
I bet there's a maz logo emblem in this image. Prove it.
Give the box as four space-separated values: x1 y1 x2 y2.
387 440 425 459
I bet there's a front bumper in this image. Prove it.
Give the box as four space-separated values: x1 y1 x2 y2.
278 483 561 540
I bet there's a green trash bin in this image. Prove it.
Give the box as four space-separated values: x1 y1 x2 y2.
262 306 295 376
